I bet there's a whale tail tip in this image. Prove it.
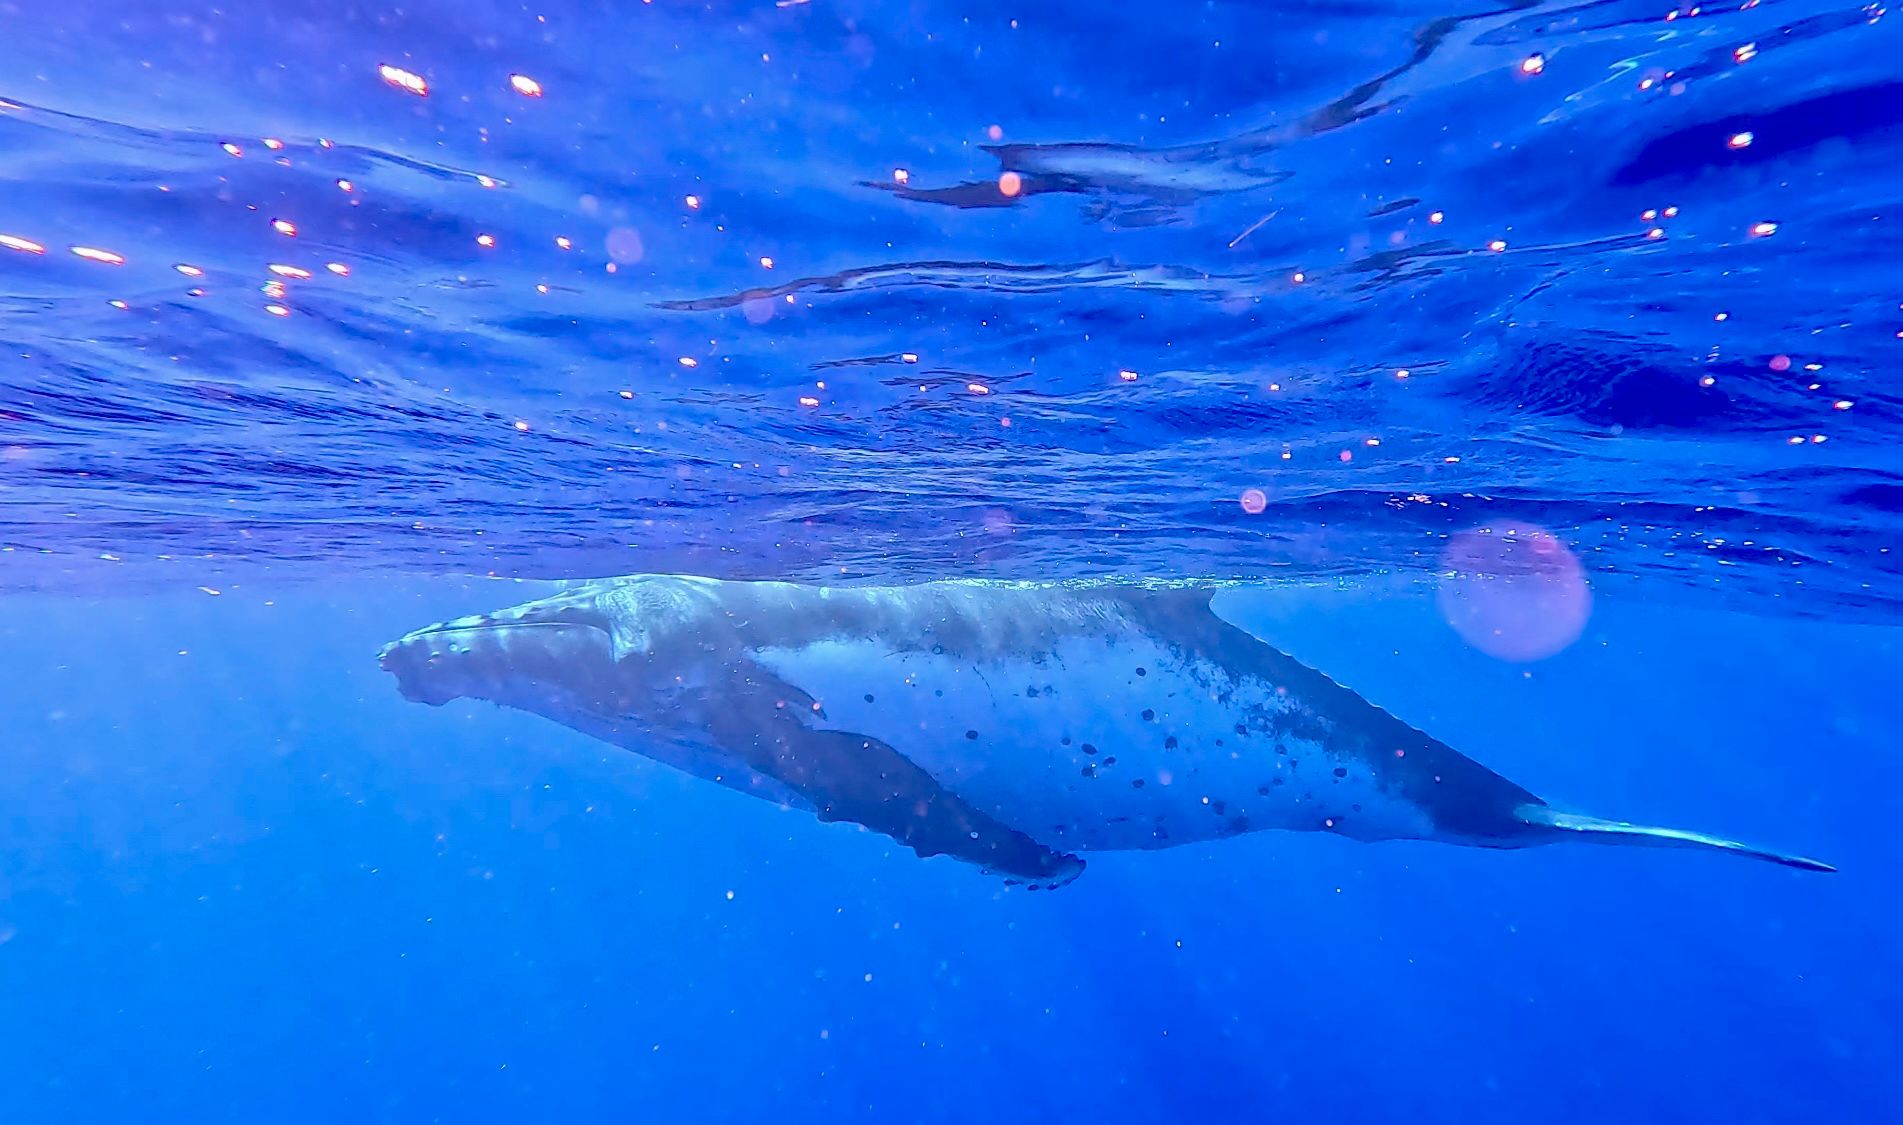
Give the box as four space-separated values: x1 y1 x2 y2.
1515 804 1835 873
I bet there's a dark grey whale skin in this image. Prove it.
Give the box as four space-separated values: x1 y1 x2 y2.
378 576 1835 887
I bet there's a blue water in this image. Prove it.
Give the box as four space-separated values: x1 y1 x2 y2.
2 1 1900 1120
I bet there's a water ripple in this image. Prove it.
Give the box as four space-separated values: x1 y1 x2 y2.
1 0 1899 619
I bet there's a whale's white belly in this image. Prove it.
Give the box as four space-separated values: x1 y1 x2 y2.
751 633 1437 851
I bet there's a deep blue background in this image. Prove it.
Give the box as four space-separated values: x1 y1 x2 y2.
4 0 1902 1120
0 581 1894 1122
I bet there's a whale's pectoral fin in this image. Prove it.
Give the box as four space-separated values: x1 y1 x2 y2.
703 671 1085 888
708 700 1083 886
773 727 1085 888
1516 805 1836 872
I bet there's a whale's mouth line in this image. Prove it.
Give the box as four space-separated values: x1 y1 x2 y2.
377 620 616 673
391 619 618 652
412 620 598 639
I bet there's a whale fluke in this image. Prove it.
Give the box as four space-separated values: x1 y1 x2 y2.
1516 805 1836 873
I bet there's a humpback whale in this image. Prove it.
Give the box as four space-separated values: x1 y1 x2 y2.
377 576 1833 887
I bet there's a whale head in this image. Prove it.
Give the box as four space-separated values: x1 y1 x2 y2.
376 576 725 711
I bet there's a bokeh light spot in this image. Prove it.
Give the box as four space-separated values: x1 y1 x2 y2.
606 228 645 264
1437 523 1591 662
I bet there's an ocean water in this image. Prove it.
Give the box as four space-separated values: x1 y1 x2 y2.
1 1 1899 1121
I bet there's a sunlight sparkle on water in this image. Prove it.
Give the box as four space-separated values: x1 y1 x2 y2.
510 74 544 97
71 246 125 264
380 64 428 96
0 234 46 253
